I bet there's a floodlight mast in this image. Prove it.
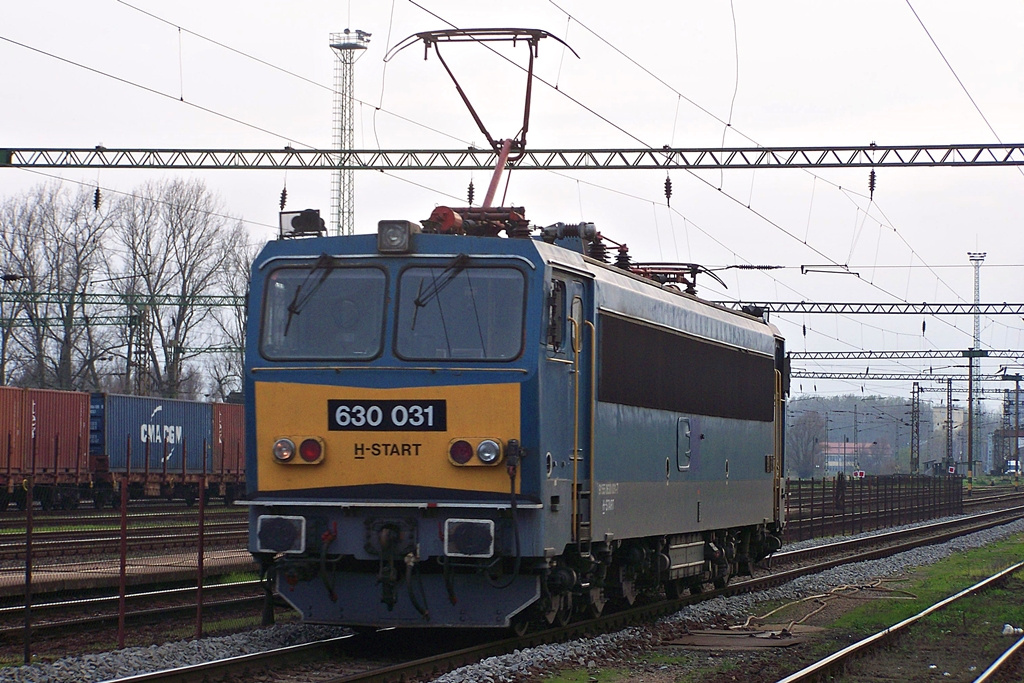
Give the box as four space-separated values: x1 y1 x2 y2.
387 28 577 208
330 29 370 236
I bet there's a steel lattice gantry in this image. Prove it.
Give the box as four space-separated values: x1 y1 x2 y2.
0 291 242 307
3 143 1024 170
715 302 1024 315
790 372 1013 382
790 350 1024 360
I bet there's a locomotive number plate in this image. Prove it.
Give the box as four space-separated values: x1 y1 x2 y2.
327 400 447 432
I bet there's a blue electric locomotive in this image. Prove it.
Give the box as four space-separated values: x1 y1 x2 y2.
246 205 786 630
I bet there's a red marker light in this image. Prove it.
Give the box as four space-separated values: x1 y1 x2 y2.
449 440 473 465
299 438 322 462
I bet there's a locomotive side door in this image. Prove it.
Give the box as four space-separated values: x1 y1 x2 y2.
567 278 595 555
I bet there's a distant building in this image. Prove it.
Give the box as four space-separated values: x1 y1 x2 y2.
820 441 878 476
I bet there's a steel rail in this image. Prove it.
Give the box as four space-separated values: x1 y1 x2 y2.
776 560 1024 683
777 506 1024 564
0 530 247 561
972 632 1024 683
0 592 263 642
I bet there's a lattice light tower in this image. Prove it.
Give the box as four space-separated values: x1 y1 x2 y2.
330 29 370 236
968 251 986 479
969 251 986 351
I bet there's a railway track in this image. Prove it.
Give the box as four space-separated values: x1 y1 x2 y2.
0 523 248 561
98 506 1024 683
0 581 265 644
777 561 1024 682
0 507 247 531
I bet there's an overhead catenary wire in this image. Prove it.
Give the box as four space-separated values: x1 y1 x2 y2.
8 2 1015 395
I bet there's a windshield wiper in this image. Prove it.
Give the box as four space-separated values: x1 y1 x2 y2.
414 254 469 309
284 253 341 336
411 254 469 330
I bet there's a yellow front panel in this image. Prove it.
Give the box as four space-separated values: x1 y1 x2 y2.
255 381 521 495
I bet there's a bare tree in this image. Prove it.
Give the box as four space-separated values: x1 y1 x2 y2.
110 179 243 398
207 222 262 400
0 184 113 389
786 410 826 478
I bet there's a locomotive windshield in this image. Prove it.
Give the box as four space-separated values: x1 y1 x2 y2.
395 265 525 361
260 266 387 360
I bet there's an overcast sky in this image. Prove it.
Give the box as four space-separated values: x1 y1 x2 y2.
3 0 1023 401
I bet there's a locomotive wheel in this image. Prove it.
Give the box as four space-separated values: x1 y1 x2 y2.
583 587 606 619
664 578 685 600
510 614 531 637
554 596 573 627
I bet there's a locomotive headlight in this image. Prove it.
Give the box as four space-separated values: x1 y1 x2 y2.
272 438 296 463
476 439 501 464
377 220 420 254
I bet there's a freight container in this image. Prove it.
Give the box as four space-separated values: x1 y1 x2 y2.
0 386 23 507
91 393 213 473
212 402 244 503
0 388 90 510
25 389 90 479
91 393 214 504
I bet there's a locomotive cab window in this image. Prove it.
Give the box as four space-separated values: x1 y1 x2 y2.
395 265 525 361
260 266 387 360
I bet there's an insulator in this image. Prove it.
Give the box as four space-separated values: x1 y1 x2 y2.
279 186 288 210
802 324 807 337
588 234 609 263
614 245 631 271
922 320 926 335
868 169 877 200
507 221 532 239
93 187 101 210
467 180 475 206
664 175 673 206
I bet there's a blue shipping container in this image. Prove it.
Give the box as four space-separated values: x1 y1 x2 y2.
90 394 213 474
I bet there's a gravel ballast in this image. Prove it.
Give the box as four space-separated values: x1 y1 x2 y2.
2 516 1022 683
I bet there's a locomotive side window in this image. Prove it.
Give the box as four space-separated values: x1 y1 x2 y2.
547 280 566 352
395 266 525 361
260 266 387 360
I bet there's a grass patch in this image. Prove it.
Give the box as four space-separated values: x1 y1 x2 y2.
829 531 1024 635
209 571 258 585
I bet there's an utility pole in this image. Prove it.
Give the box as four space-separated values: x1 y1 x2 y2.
1016 375 1021 491
911 382 921 474
947 379 954 472
330 29 370 236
